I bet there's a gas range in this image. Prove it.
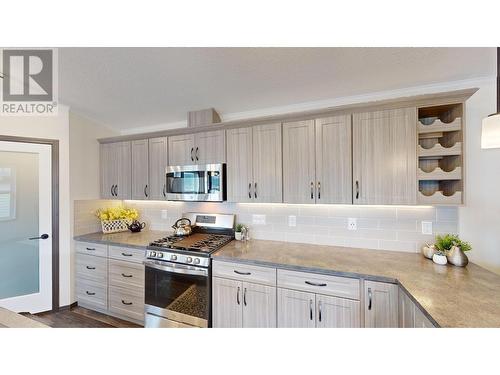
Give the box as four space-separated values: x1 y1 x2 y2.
147 232 233 267
146 212 234 268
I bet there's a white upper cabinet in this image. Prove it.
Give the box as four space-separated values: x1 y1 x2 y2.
283 120 316 204
168 134 196 166
148 137 168 200
283 116 352 204
168 131 225 166
353 108 417 205
100 141 131 200
315 115 353 204
226 123 282 203
131 139 149 200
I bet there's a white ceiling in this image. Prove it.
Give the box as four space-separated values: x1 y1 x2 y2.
59 48 496 132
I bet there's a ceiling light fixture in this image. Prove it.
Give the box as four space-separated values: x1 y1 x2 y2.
481 47 500 149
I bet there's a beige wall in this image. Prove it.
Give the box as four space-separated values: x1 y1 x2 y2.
0 106 72 306
459 78 500 274
69 111 118 302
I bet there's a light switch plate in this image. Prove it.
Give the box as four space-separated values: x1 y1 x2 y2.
348 218 357 231
421 221 433 235
252 214 266 225
161 210 168 220
288 215 297 227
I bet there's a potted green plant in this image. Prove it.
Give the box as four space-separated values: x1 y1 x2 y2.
235 224 244 241
433 234 472 266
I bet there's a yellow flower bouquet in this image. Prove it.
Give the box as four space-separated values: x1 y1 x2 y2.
95 206 140 234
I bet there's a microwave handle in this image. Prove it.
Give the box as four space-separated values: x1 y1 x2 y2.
144 261 208 277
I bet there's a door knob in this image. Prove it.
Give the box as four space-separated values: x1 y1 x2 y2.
29 234 49 240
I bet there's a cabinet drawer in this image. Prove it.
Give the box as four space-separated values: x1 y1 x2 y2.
76 254 108 283
76 241 107 258
76 279 107 310
277 269 360 300
213 261 276 286
109 259 144 291
109 286 144 323
109 245 145 264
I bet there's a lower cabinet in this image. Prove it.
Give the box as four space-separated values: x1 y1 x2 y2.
212 276 276 328
277 288 360 328
399 288 435 328
364 280 399 328
75 241 145 326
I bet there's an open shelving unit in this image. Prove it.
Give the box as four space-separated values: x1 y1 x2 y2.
417 103 464 205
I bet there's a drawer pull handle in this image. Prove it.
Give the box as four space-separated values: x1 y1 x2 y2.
121 273 133 278
86 247 96 251
121 300 133 306
234 270 251 276
305 281 327 287
121 252 133 257
86 266 96 270
86 291 96 296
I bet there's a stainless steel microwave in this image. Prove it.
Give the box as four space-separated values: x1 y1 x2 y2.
165 163 226 202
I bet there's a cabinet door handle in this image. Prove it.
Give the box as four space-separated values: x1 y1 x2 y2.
115 185 119 196
195 147 199 161
162 184 166 197
309 299 313 321
254 182 257 199
121 252 133 257
243 287 247 306
144 185 148 197
310 181 314 199
86 266 96 270
368 287 372 310
317 181 321 200
248 183 252 199
305 281 327 287
355 180 359 200
237 286 241 305
110 185 115 196
234 270 251 276
190 147 194 161
86 291 95 296
121 273 133 278
318 300 322 322
121 300 133 306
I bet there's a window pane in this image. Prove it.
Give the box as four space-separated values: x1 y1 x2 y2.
0 193 10 219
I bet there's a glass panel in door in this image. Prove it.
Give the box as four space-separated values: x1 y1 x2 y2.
0 141 52 313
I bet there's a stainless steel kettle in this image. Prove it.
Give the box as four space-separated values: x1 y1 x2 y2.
171 218 193 236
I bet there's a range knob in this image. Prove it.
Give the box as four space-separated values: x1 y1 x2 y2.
157 252 163 258
186 256 193 263
193 258 200 265
150 251 157 257
170 254 177 261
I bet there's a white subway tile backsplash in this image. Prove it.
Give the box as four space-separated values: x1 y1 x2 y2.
74 200 458 255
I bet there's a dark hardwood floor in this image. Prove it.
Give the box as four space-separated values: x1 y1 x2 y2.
22 306 141 328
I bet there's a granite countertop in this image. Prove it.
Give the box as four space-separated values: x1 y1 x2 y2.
0 307 49 328
212 240 500 328
74 230 170 249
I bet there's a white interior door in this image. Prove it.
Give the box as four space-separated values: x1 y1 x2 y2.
0 141 52 313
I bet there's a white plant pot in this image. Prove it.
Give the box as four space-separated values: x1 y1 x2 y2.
432 253 448 265
235 232 242 241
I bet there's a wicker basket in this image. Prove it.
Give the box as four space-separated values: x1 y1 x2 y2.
100 219 131 234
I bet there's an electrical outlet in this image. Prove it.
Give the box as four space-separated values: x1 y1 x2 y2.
161 210 168 220
288 215 297 227
348 218 357 231
252 214 266 225
421 221 433 235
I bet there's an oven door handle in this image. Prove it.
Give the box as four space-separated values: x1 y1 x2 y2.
144 261 209 276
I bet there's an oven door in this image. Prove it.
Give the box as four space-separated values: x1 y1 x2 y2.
165 164 225 202
144 261 210 328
